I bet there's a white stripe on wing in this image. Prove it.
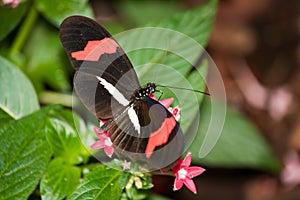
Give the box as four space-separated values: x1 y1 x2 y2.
96 76 130 106
128 106 140 135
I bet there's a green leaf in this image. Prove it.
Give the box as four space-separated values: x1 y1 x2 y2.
120 0 217 72
117 0 217 75
0 109 13 127
68 165 122 200
45 109 85 164
148 194 172 200
116 0 180 26
40 157 80 200
120 0 217 74
35 0 93 27
0 106 56 200
126 186 148 200
120 173 131 189
190 98 281 173
0 56 39 119
147 0 217 47
23 21 71 93
0 2 28 41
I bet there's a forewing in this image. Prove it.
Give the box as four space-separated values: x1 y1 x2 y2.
59 16 140 119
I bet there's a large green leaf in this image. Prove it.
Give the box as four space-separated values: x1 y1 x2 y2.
0 2 28 41
118 0 217 76
0 106 56 200
35 0 93 27
0 109 13 127
0 56 39 119
120 0 217 71
147 0 217 47
23 21 71 93
40 158 80 200
45 109 86 164
68 165 122 200
190 98 281 173
117 0 217 79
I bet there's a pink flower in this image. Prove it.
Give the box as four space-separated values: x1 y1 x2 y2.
90 127 114 158
172 152 205 194
169 106 180 121
281 151 300 188
122 160 131 170
2 0 20 8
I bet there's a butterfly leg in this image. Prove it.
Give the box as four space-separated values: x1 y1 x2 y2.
156 89 164 100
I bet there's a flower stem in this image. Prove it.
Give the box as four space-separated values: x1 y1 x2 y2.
10 5 38 55
150 170 175 177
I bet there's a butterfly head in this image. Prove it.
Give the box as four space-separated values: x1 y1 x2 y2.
132 82 156 100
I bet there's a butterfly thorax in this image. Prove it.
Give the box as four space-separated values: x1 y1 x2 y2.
131 83 156 101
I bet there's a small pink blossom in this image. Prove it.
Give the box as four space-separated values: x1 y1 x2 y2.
90 127 114 158
281 151 300 188
2 0 20 8
122 160 131 170
172 152 205 194
169 106 180 121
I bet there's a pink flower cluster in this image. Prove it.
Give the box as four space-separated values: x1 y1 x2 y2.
2 0 20 8
90 127 114 158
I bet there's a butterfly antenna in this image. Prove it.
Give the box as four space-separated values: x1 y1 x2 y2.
156 84 210 96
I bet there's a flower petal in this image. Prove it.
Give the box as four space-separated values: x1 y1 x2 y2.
94 127 100 133
171 158 183 173
182 152 192 167
2 0 20 8
122 160 131 170
173 177 184 191
90 140 105 149
93 125 111 138
104 146 114 158
184 178 197 194
187 166 205 178
159 98 173 108
169 106 181 121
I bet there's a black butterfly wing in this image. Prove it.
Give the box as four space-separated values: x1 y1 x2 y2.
108 97 184 170
59 16 140 119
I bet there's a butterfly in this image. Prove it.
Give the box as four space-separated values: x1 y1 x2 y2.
59 16 184 170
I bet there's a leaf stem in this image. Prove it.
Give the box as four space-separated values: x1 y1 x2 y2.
39 91 74 107
10 5 38 55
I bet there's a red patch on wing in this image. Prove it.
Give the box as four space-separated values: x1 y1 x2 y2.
71 38 119 61
145 117 176 158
